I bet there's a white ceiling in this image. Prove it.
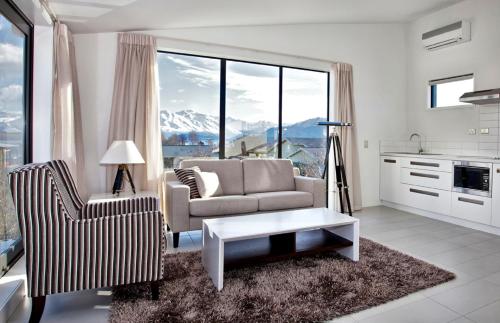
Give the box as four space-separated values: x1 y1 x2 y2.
48 0 464 33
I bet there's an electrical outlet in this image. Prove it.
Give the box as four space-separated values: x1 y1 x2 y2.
480 128 490 135
468 128 477 135
364 140 368 148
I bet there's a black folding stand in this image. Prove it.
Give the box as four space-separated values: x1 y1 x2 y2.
318 121 353 216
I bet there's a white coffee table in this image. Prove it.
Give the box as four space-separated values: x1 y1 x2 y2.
202 207 359 291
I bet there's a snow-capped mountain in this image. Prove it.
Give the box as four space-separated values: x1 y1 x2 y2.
160 110 275 139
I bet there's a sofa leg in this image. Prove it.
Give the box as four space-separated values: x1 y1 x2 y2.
173 232 180 248
29 296 46 323
151 281 159 300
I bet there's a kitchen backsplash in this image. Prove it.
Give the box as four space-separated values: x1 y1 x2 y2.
380 103 500 157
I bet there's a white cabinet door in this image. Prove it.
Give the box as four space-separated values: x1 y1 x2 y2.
401 157 452 173
400 167 452 191
403 184 451 215
451 192 492 225
492 166 500 227
380 156 402 204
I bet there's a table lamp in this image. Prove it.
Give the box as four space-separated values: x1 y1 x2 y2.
100 140 145 194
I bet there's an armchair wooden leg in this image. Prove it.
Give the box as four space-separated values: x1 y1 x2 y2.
173 232 180 248
29 296 46 323
151 281 159 300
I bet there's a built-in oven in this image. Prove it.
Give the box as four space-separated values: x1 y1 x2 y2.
452 161 492 197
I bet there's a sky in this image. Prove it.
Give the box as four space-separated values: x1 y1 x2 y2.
0 14 25 114
157 52 328 124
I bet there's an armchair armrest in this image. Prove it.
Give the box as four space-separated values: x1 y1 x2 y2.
79 195 159 220
295 176 326 208
165 181 190 232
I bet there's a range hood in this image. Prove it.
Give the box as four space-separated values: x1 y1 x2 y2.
459 89 500 105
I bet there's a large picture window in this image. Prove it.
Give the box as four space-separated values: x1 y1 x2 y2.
157 51 329 177
0 1 32 276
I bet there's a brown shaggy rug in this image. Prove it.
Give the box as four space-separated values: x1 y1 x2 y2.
110 238 454 322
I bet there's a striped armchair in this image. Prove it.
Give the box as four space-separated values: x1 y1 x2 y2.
9 160 164 323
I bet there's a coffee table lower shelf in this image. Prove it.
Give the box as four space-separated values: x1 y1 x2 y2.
224 229 353 270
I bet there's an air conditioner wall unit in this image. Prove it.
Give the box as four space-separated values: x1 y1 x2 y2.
422 20 471 50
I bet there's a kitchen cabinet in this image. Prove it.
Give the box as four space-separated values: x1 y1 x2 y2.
401 157 452 173
492 166 500 227
403 184 451 215
400 167 452 191
451 192 492 225
380 156 402 204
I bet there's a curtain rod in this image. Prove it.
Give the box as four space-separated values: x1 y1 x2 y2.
134 32 346 68
39 0 58 23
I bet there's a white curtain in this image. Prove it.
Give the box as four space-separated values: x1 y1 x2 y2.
107 33 163 195
332 62 362 211
52 22 87 198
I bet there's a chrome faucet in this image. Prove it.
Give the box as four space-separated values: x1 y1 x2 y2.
409 133 424 154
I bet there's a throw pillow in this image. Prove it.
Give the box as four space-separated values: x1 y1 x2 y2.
193 171 224 198
174 166 201 199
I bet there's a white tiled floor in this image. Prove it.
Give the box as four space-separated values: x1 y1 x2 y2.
8 206 500 322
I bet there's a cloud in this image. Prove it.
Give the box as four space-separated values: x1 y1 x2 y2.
164 55 219 88
0 43 23 65
228 62 278 78
0 84 23 111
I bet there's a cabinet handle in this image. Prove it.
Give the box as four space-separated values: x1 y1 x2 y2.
458 197 484 206
409 188 439 197
410 172 439 179
410 161 440 168
384 159 396 164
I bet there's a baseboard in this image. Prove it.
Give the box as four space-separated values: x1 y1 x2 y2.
382 201 500 236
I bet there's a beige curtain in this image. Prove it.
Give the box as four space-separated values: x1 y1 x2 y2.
332 63 362 211
107 33 163 196
52 22 87 198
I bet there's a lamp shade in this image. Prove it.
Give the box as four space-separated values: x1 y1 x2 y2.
100 140 145 165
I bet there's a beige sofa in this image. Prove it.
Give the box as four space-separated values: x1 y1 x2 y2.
164 158 326 247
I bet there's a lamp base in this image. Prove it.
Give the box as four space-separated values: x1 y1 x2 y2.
112 164 137 195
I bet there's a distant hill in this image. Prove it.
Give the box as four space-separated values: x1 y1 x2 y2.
160 109 326 143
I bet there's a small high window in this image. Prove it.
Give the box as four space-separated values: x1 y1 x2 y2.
429 74 474 109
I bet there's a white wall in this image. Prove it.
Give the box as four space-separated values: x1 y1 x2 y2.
406 0 500 144
74 24 408 207
32 25 53 162
73 33 117 194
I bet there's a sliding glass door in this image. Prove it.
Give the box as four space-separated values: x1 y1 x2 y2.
0 1 32 276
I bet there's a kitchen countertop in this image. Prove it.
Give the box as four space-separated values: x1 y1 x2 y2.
380 152 500 164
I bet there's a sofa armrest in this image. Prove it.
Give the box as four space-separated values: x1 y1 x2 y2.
165 180 190 232
295 176 326 208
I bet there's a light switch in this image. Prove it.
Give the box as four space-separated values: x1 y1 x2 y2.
468 128 476 135
480 128 490 134
364 140 368 148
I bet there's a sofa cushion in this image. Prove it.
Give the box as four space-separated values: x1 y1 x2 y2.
181 159 244 195
242 159 296 194
247 191 313 211
194 170 224 198
174 166 201 199
189 195 258 217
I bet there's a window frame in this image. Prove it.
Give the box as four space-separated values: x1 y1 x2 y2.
428 73 474 110
0 0 34 274
157 50 330 160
